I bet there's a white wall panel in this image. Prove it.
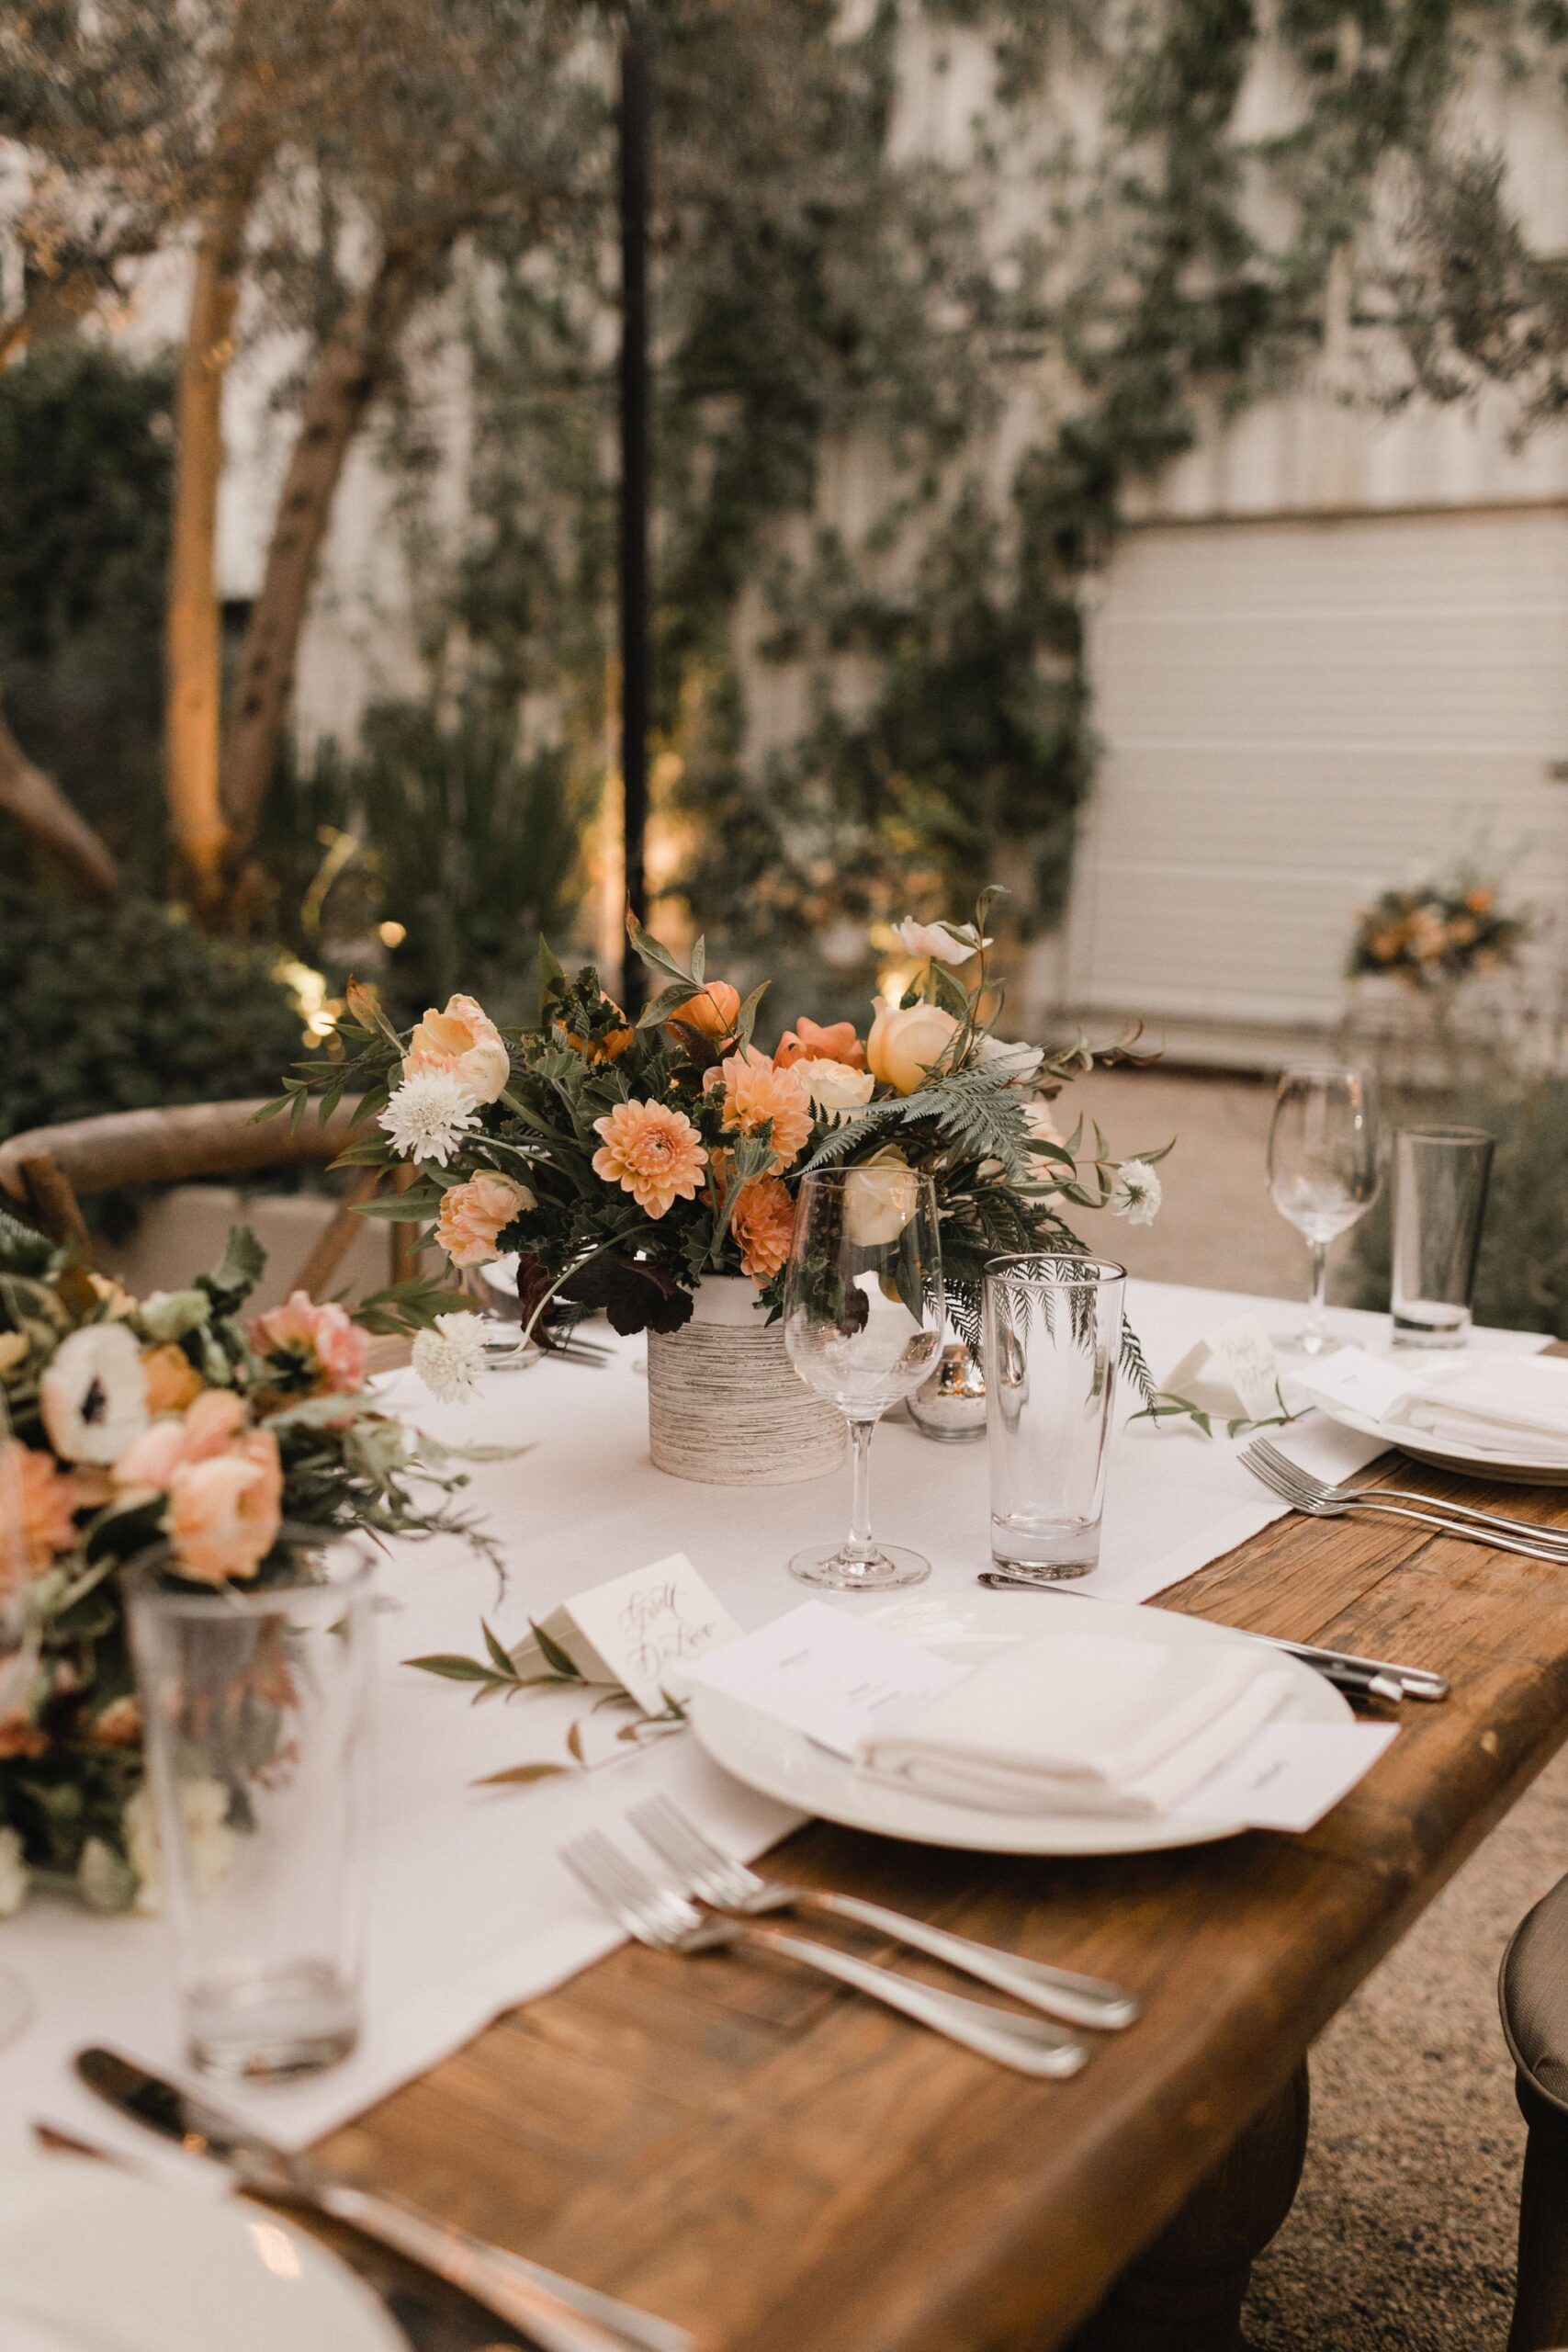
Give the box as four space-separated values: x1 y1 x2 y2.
1066 509 1568 1031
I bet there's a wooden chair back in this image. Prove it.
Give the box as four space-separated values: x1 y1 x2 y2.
0 1100 419 1297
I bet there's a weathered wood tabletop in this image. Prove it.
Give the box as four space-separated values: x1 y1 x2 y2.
321 1434 1568 2352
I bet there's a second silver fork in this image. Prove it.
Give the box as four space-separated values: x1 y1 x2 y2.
562 1828 1090 2080
630 1796 1137 2031
1246 1436 1568 1551
1240 1441 1568 1564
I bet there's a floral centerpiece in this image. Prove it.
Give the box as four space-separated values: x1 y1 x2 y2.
1349 875 1529 990
272 899 1166 1483
0 1215 485 1916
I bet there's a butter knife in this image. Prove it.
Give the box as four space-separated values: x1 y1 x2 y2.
76 2046 691 2352
975 1572 1450 1702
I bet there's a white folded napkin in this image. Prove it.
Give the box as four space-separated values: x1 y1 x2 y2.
1398 1355 1568 1462
855 1632 1292 1817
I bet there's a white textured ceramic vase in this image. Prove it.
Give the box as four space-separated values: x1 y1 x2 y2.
646 1276 846 1486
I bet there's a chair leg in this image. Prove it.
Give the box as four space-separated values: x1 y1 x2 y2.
17 1150 96 1261
1508 2074 1568 2352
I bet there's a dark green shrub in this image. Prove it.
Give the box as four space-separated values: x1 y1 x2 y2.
0 345 172 877
0 881 313 1143
1346 1076 1568 1340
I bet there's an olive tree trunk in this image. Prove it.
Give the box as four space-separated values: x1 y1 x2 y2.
219 237 440 877
164 192 253 912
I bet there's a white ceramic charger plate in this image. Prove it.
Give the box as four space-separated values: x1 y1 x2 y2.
685 1588 1348 1856
0 2155 401 2352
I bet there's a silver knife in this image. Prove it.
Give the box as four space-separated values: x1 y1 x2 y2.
76 2046 691 2352
975 1572 1450 1701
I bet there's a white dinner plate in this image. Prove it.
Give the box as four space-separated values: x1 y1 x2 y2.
0 2155 401 2352
1300 1393 1568 1487
685 1589 1348 1856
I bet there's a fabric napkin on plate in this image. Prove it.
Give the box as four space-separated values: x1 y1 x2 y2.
856 1632 1292 1816
1395 1355 1568 1462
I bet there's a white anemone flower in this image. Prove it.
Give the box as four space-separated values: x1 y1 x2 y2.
894 918 991 966
412 1311 489 1405
378 1068 479 1166
1111 1159 1163 1227
39 1322 149 1465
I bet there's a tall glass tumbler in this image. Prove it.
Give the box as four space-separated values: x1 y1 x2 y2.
984 1255 1125 1580
129 1559 374 2080
1390 1125 1495 1350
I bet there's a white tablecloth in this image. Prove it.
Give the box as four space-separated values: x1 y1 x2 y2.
0 1281 1543 2166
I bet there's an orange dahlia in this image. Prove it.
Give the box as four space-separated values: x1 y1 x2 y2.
592 1099 709 1219
715 1046 813 1172
730 1176 796 1283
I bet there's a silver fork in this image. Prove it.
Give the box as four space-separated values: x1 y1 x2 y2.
629 1796 1137 2031
561 1829 1090 2079
1240 1442 1568 1563
1246 1436 1568 1551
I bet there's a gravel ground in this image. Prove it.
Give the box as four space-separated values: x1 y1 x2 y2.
1063 1067 1554 2349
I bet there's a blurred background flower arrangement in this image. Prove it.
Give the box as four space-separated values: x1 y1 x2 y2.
1348 874 1530 992
0 1215 485 1917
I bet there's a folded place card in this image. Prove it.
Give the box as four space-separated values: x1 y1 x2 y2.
513 1553 742 1715
1160 1313 1289 1425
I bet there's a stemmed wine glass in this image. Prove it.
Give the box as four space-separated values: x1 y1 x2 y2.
783 1165 944 1589
0 1393 36 2047
1267 1062 1382 1356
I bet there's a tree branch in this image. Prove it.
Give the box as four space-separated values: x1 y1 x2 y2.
0 692 119 903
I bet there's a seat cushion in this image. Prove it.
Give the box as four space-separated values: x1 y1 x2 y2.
1502 1871 1568 2117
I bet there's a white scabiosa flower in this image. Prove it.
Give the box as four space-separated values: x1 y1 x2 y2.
1111 1159 1163 1226
39 1322 149 1464
378 1068 479 1166
412 1311 489 1405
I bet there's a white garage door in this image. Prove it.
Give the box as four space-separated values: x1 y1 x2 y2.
1064 506 1568 1035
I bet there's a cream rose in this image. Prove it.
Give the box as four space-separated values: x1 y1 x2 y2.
403 992 511 1104
792 1057 875 1123
843 1147 921 1247
865 996 960 1095
435 1171 536 1267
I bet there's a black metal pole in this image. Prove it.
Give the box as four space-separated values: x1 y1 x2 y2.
617 0 651 1012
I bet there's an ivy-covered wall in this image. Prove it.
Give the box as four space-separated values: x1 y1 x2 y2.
361 0 1568 991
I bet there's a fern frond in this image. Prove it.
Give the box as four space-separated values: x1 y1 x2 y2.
801 1067 1032 1175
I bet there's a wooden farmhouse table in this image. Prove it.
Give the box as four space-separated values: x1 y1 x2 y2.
320 1408 1568 2352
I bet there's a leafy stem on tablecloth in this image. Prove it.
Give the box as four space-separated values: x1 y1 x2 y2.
405 1618 686 1786
1128 1383 1306 1442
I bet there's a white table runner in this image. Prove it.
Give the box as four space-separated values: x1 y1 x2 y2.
0 1281 1544 2166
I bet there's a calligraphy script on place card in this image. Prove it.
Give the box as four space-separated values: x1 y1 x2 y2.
1160 1314 1290 1427
518 1554 742 1716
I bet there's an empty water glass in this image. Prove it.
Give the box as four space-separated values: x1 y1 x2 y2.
984 1255 1125 1580
1391 1125 1495 1350
129 1557 374 2080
